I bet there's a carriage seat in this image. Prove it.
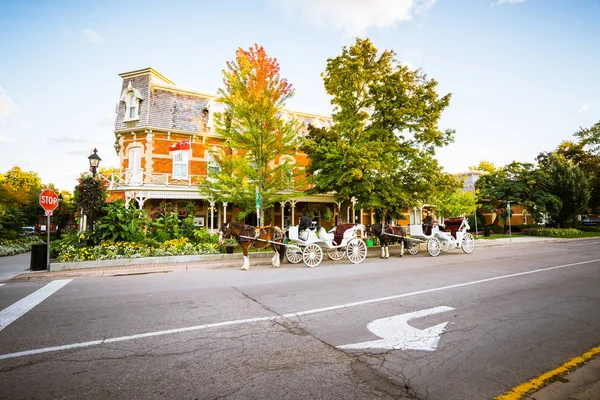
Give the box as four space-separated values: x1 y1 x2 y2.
443 218 464 239
333 223 357 245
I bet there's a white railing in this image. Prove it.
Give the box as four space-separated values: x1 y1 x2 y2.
102 171 204 188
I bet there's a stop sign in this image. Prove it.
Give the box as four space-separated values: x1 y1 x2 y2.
39 189 59 211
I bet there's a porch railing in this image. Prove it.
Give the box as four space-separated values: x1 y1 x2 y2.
101 171 204 189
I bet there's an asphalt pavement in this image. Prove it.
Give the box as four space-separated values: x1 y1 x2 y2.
1 235 599 400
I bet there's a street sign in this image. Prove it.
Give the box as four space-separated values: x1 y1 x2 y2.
39 189 59 211
255 190 260 208
45 210 53 216
338 306 454 351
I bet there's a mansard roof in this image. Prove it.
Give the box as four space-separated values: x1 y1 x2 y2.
115 68 331 134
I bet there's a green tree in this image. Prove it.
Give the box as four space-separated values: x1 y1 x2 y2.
475 162 560 229
0 166 42 226
199 44 301 222
575 120 600 155
302 38 455 221
437 188 478 217
538 153 590 227
547 138 600 214
469 161 497 173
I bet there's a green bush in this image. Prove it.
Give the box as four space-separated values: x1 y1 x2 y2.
486 225 505 234
95 200 148 242
193 227 219 244
523 228 582 237
579 226 600 232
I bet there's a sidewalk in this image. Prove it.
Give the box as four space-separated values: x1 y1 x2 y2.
2 236 564 283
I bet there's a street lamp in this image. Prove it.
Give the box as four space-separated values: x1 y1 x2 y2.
88 148 102 177
86 149 101 235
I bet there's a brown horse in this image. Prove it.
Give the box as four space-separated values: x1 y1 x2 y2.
219 222 285 271
367 224 406 258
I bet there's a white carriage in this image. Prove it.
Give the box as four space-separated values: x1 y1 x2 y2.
285 223 368 267
406 217 475 257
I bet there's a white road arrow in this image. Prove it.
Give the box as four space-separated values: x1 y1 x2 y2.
338 306 454 351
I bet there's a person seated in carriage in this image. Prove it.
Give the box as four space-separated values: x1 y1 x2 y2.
422 210 434 235
298 212 312 240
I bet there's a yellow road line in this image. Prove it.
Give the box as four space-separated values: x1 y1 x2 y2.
495 345 600 400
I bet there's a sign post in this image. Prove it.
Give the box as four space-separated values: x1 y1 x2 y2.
255 185 261 234
39 189 59 268
507 201 512 242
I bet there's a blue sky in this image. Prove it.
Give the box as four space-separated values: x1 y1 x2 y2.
0 0 599 191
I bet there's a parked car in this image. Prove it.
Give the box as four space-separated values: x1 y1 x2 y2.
22 226 36 236
582 217 600 226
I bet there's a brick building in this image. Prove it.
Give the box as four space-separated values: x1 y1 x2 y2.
105 68 351 232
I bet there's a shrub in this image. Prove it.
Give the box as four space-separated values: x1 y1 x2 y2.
193 227 219 244
486 225 505 234
579 226 600 232
523 228 582 237
95 200 148 242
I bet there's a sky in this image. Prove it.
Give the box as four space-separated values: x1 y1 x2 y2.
0 0 599 191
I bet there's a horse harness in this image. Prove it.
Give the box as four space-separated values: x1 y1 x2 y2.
239 224 284 244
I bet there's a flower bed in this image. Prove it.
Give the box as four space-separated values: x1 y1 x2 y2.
56 237 220 262
0 237 44 257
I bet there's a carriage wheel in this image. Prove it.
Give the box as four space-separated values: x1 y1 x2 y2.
440 241 451 252
406 241 420 255
427 237 441 257
461 233 475 254
303 244 323 268
327 247 345 261
346 239 367 264
285 243 303 264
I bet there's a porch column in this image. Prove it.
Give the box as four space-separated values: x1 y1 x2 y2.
223 202 228 224
144 131 153 184
209 200 216 233
289 199 298 226
280 201 286 228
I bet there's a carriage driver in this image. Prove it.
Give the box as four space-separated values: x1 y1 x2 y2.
299 212 311 240
423 210 434 235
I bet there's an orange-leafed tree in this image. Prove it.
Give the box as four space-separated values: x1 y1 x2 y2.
200 44 303 221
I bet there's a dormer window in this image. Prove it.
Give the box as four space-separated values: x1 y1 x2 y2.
120 81 143 122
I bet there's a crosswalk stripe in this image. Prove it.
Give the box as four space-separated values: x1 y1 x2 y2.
0 279 72 332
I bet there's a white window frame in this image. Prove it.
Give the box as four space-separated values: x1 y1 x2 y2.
120 81 143 122
207 150 221 176
125 92 140 121
172 150 189 179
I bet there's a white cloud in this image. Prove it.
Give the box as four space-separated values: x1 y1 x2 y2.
578 101 593 114
272 0 437 36
82 28 103 44
0 135 12 144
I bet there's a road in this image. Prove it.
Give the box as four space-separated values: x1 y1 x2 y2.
1 238 599 399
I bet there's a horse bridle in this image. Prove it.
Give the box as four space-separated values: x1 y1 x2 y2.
219 222 231 244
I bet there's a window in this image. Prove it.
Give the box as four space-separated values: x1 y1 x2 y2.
172 150 189 178
120 81 143 122
127 94 138 119
207 151 220 175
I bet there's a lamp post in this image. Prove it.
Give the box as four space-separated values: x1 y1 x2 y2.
88 148 102 177
86 149 101 233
